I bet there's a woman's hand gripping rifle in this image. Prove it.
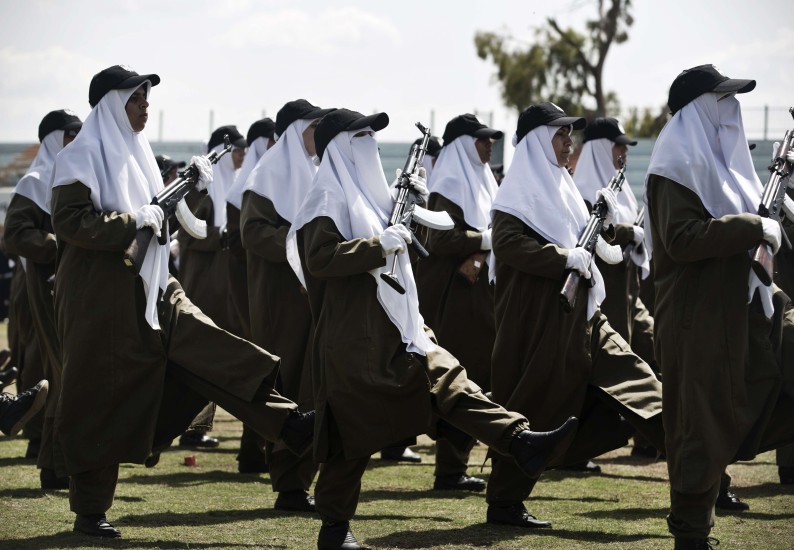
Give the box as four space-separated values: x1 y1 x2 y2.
122 135 232 274
380 123 454 294
559 157 627 312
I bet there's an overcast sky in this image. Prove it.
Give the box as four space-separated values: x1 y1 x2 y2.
1 0 792 144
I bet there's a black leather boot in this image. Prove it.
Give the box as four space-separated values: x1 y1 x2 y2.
73 514 121 538
317 520 370 550
509 416 578 479
486 503 552 528
0 380 48 437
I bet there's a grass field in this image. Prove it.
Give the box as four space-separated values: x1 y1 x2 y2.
0 323 792 549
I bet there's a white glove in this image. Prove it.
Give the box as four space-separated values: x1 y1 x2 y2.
191 155 213 192
480 228 493 251
788 149 794 166
760 217 782 254
748 270 774 318
565 247 592 279
596 187 619 226
632 225 645 244
379 224 412 255
595 235 623 264
135 204 164 237
395 167 429 203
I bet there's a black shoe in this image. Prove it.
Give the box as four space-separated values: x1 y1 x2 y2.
674 536 720 549
433 474 486 492
715 489 749 512
486 503 552 528
178 432 219 448
144 453 161 468
317 520 370 550
40 468 70 490
0 365 18 391
631 444 661 459
559 460 601 474
509 416 578 479
280 410 315 457
238 459 269 474
274 490 316 513
380 446 421 463
779 466 794 485
0 379 48 437
73 514 121 538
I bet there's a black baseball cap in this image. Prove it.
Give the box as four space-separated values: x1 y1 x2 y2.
208 125 247 152
583 117 637 146
442 114 503 146
413 135 442 157
155 154 186 173
275 99 336 137
314 108 389 160
89 65 160 108
667 64 755 114
38 109 82 142
515 103 585 144
247 118 276 146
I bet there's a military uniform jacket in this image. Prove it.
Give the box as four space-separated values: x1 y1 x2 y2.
415 194 494 389
177 191 236 332
241 191 313 409
51 182 273 473
647 174 793 493
225 203 250 338
490 211 661 434
297 216 441 461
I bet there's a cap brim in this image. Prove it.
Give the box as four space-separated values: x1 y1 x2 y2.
472 128 504 140
614 135 638 146
712 78 755 95
117 73 161 91
303 107 336 120
548 116 586 130
347 112 389 133
62 121 83 133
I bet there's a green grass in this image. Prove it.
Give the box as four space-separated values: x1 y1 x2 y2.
0 408 792 549
0 317 792 549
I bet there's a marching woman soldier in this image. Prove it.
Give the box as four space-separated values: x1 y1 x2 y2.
287 108 578 550
240 99 334 506
4 109 82 489
415 113 503 491
487 102 665 528
644 64 794 548
50 65 312 538
573 117 656 371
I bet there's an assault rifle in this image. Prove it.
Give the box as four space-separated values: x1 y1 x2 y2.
751 107 794 285
623 205 645 263
380 122 454 294
559 157 627 312
122 135 232 274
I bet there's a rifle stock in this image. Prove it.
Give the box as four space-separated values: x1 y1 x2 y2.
122 136 232 274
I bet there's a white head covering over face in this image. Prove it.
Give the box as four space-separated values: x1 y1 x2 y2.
245 118 316 223
286 129 435 355
644 93 770 314
208 144 238 228
575 137 649 276
16 129 66 214
491 125 605 320
51 84 169 330
429 135 498 230
227 136 270 210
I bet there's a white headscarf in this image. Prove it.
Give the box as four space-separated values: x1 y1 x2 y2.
52 84 169 330
208 144 238 227
491 125 605 320
575 138 649 277
429 135 498 230
226 136 269 210
245 118 316 223
286 129 434 355
644 93 770 315
574 138 638 223
16 129 66 214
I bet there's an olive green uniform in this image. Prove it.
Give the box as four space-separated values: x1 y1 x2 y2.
646 175 794 539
